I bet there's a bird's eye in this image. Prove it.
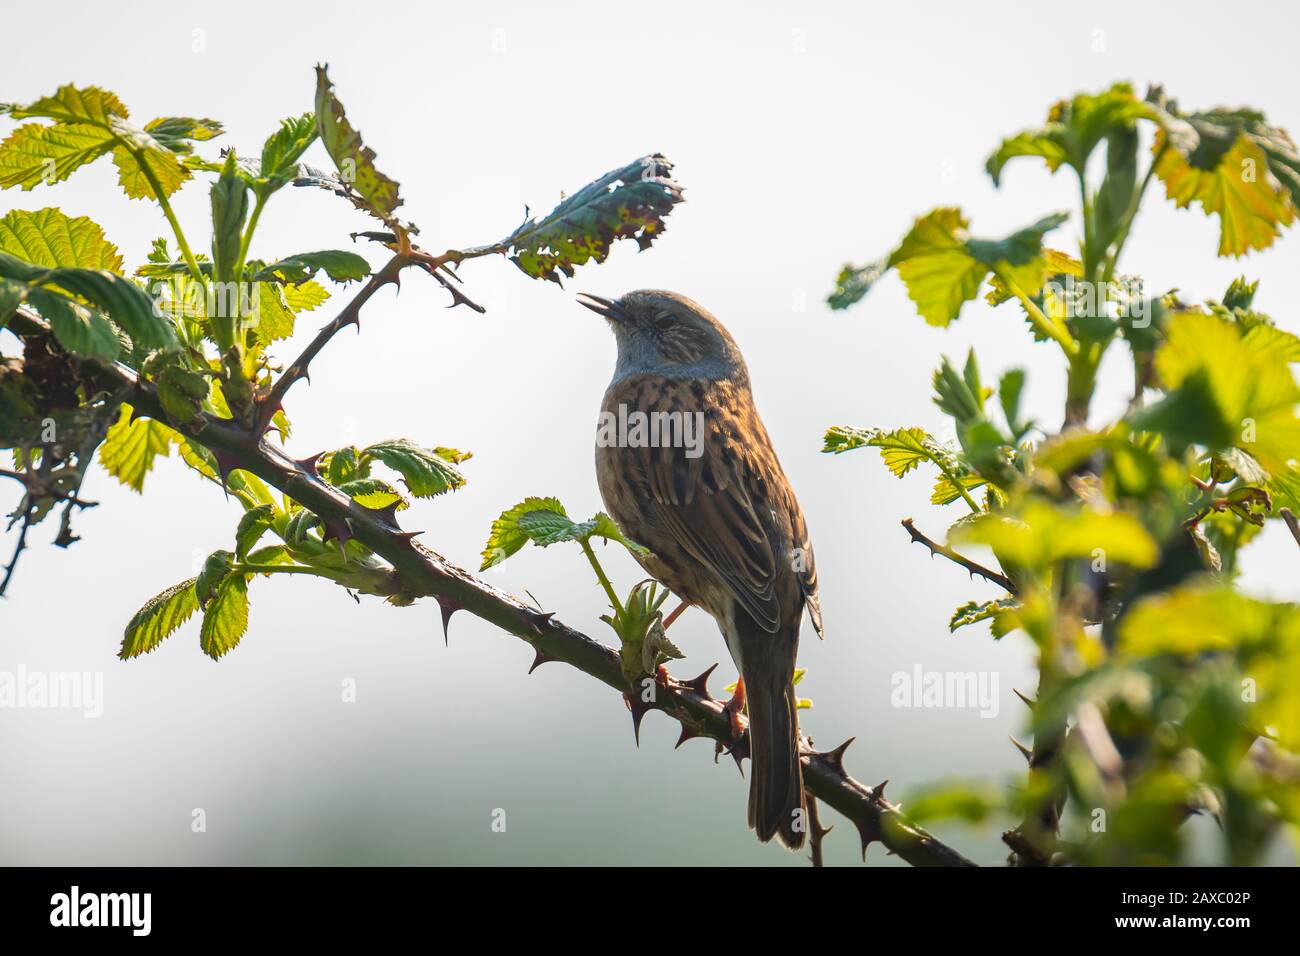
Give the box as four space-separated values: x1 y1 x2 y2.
651 310 675 330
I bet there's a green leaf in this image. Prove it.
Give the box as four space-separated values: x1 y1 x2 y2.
253 282 296 341
0 208 124 271
257 113 317 195
119 577 199 659
335 477 408 511
835 208 1068 326
99 405 172 492
210 150 248 282
254 250 371 285
363 439 466 498
283 279 329 312
899 779 1009 825
9 85 129 125
23 286 119 360
589 513 651 555
998 368 1027 436
949 598 1019 634
932 472 987 506
481 496 568 570
504 154 684 284
0 252 176 352
196 550 235 607
111 140 190 200
0 122 116 190
987 83 1152 185
824 425 959 478
1147 89 1299 256
199 574 250 660
827 257 888 310
143 116 222 150
1134 310 1300 472
235 505 275 560
953 500 1159 571
314 65 401 223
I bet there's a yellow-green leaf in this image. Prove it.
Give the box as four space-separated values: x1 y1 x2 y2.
0 208 124 272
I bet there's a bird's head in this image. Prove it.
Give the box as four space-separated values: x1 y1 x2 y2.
576 289 748 384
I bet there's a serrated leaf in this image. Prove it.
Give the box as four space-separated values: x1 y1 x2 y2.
1147 88 1300 256
335 477 408 511
480 496 567 570
932 472 988 506
314 65 401 223
10 85 129 125
99 405 172 492
22 286 118 360
282 279 329 312
235 504 275 560
119 577 198 659
254 250 371 285
0 252 175 352
0 122 116 190
0 208 124 271
199 574 249 660
949 598 1019 633
504 154 684 284
111 141 190 200
254 282 296 341
837 207 1068 326
987 83 1152 185
364 438 466 498
257 113 317 195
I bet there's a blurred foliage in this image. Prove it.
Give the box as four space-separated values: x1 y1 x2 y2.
830 82 1300 865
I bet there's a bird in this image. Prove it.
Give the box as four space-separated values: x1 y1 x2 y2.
578 289 823 849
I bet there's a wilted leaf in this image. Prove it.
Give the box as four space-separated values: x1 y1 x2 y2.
504 154 684 284
314 65 401 224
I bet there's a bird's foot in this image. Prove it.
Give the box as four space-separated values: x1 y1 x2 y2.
661 600 689 630
722 676 747 740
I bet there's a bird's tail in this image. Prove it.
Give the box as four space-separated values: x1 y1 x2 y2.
743 654 806 850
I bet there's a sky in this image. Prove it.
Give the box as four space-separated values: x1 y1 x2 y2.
2 0 1299 865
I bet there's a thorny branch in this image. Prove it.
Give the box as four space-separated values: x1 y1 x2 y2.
900 518 1017 594
7 304 977 867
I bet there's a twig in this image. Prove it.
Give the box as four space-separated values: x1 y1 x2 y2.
806 793 830 867
10 306 978 867
1281 509 1300 549
901 518 1017 594
256 255 406 431
0 505 33 597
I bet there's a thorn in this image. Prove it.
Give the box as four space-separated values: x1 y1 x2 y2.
528 646 554 674
679 662 719 699
436 594 461 644
295 452 324 475
211 449 241 496
394 530 424 545
674 724 701 749
373 501 402 528
529 609 556 636
321 517 353 547
1013 688 1036 711
874 779 889 801
1010 736 1033 764
624 690 655 746
855 819 883 860
821 737 855 774
725 732 750 774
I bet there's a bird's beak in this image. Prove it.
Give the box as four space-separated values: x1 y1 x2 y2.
576 292 628 323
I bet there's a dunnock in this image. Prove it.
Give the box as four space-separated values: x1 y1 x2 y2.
579 289 823 849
